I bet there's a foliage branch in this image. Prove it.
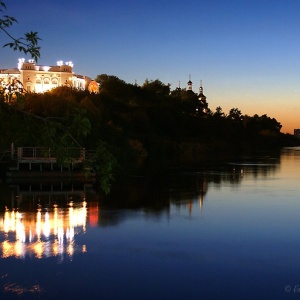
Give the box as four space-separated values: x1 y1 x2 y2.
0 1 41 61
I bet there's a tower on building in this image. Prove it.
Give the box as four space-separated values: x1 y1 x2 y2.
198 80 206 102
196 80 209 115
187 74 193 91
175 80 181 92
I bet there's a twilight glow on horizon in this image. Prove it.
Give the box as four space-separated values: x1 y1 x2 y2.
1 0 299 133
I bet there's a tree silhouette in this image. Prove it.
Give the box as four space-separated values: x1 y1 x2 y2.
0 1 41 61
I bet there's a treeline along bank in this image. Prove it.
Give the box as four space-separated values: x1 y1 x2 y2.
0 74 298 193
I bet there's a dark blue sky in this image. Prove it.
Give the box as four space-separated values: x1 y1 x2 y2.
1 0 300 133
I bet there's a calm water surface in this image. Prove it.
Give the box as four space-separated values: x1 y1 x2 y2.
1 147 300 299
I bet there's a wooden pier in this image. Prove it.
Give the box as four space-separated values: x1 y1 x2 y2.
4 145 92 180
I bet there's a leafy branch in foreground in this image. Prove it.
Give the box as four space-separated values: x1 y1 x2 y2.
0 1 41 61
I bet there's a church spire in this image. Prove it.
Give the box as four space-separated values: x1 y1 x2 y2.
198 80 206 102
199 80 203 94
187 74 193 91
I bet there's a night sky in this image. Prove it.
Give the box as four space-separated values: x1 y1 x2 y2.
1 0 300 133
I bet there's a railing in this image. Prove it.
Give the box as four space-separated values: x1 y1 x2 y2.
16 147 85 162
17 147 55 160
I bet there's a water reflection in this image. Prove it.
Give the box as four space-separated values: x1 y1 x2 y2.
0 201 91 260
99 153 281 226
0 148 299 299
0 153 281 245
3 281 42 296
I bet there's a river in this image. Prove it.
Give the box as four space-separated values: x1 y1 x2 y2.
0 147 300 299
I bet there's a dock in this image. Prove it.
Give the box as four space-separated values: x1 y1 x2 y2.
2 145 94 181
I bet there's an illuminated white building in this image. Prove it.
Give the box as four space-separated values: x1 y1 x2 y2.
0 59 96 93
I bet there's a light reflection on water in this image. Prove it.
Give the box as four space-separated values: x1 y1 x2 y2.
0 202 89 260
0 148 300 299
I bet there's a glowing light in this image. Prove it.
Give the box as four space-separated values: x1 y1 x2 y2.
2 241 13 258
66 61 74 68
0 203 88 260
17 58 25 69
29 228 32 243
32 242 44 259
67 244 74 257
58 227 64 245
53 241 59 256
36 210 42 240
43 212 50 238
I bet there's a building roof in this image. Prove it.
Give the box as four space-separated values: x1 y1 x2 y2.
0 68 20 74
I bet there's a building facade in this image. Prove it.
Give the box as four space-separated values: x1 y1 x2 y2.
0 59 98 93
294 129 300 138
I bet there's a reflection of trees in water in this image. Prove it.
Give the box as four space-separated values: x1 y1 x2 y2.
281 147 300 157
99 154 280 225
0 152 281 227
1 181 99 212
